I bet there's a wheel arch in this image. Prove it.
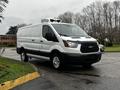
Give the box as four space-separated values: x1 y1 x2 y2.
50 49 62 60
50 49 61 55
17 47 25 54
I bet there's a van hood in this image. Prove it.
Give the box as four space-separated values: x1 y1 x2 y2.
61 36 97 42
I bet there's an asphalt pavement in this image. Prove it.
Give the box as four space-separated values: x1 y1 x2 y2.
2 48 120 90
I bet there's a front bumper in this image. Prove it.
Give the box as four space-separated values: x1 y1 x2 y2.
61 52 102 65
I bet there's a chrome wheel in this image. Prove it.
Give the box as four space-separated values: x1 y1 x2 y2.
20 52 28 62
21 53 25 61
53 56 60 69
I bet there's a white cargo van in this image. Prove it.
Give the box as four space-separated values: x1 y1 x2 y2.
17 18 102 69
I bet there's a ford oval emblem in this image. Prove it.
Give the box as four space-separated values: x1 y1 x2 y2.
88 46 94 48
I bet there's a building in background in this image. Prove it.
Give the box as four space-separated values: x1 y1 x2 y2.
0 35 16 46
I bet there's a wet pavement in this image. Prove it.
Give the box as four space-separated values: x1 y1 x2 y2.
2 48 120 90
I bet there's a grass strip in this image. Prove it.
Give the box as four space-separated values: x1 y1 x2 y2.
105 45 120 52
0 57 35 84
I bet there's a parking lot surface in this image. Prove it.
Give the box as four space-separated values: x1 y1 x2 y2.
2 48 120 90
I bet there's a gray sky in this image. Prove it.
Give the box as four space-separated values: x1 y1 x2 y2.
0 0 116 34
3 0 101 21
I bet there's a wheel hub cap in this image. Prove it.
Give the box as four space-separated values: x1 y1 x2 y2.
53 57 60 68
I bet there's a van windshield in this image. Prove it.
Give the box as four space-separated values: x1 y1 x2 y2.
52 24 88 37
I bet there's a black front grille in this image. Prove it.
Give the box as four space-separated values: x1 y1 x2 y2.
80 42 99 53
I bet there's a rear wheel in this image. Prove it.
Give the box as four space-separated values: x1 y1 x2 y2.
51 54 63 70
20 51 29 62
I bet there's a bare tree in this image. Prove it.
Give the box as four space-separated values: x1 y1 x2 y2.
0 0 8 22
58 0 120 45
77 1 120 45
58 11 74 23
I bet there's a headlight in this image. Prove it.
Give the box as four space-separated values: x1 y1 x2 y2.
99 44 105 52
63 40 78 48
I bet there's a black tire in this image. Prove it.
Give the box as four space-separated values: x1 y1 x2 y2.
51 53 63 70
20 51 29 62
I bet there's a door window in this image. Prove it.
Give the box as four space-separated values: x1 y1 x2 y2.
42 25 58 42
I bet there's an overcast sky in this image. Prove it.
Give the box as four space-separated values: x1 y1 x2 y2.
4 0 93 21
0 0 116 34
4 0 115 21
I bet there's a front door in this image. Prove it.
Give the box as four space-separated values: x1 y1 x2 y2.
40 25 58 53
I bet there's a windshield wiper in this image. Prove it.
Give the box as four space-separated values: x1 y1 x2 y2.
59 33 69 37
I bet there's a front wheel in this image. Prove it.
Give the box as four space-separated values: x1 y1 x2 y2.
51 54 63 70
20 51 29 62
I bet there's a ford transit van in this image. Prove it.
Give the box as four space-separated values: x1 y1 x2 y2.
17 18 102 69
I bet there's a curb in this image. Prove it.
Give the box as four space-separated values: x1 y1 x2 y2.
0 72 40 90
